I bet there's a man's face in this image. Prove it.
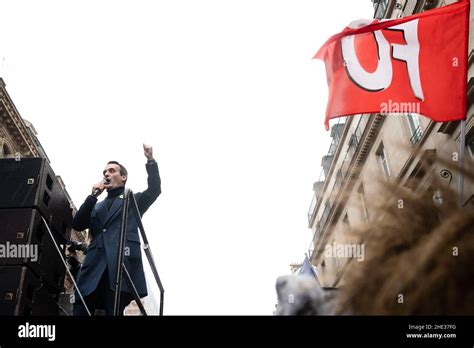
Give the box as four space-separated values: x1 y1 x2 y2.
103 163 127 190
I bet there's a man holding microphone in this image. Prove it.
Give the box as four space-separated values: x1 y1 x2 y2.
72 144 161 315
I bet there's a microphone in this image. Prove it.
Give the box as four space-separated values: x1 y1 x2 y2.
67 240 88 253
92 179 109 197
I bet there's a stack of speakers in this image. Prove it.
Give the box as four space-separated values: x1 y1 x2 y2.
0 158 73 315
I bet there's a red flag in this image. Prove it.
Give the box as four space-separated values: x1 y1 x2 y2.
314 0 470 130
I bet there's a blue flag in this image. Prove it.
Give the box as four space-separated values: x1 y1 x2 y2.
298 254 318 280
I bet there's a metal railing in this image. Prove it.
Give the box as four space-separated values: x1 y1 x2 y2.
373 0 389 19
410 125 423 145
350 118 364 150
40 216 92 316
334 168 344 191
114 188 165 316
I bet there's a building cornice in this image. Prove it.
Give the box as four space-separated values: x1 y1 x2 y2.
0 79 39 157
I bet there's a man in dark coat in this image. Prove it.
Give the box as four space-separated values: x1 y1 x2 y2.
72 144 161 315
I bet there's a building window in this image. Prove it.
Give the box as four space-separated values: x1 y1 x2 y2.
358 184 369 222
1 143 12 158
376 142 391 179
407 114 422 144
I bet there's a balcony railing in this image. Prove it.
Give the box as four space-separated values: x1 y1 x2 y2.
373 0 389 19
334 168 344 192
410 125 423 145
350 119 364 149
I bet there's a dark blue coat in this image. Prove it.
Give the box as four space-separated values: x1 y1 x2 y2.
72 161 161 298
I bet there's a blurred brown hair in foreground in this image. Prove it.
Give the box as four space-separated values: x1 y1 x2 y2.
334 156 474 315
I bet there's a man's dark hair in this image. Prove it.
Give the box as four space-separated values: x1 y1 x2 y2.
107 161 128 176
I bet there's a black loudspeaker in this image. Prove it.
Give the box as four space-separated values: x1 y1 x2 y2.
0 265 59 315
0 208 66 293
0 158 73 237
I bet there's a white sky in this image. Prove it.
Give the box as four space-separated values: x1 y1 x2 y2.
1 0 374 314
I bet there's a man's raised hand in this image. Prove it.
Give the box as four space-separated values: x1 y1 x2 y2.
143 144 154 161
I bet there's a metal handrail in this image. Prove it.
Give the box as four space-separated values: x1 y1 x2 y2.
113 188 130 315
40 216 92 316
114 188 165 316
122 262 147 316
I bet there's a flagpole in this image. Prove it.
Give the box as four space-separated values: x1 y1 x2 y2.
458 119 466 206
